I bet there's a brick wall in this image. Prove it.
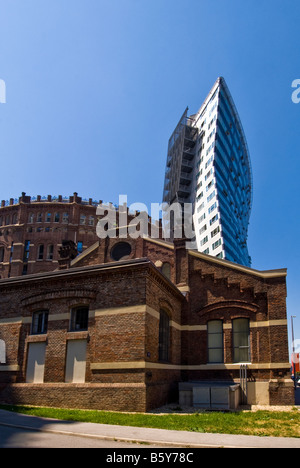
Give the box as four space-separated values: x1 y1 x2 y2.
0 193 99 278
0 234 294 410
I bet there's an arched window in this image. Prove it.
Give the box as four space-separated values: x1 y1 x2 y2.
111 242 132 261
233 318 250 363
28 213 34 223
159 309 170 362
207 320 223 363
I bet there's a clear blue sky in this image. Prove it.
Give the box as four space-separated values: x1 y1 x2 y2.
0 0 300 354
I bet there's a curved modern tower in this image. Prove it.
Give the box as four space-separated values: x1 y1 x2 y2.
163 77 252 266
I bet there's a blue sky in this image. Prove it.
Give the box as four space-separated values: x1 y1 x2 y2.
0 0 300 353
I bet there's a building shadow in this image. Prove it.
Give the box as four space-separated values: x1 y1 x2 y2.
0 407 80 448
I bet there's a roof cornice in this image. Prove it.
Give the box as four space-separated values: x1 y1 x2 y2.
188 250 287 279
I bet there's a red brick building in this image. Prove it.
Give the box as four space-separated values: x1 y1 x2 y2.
0 233 293 412
0 192 100 278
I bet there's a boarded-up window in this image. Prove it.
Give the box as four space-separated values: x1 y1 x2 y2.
65 340 87 383
0 340 6 364
26 342 46 383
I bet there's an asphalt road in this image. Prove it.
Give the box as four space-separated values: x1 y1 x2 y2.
0 423 162 449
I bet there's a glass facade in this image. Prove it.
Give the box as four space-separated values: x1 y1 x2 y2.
163 77 252 267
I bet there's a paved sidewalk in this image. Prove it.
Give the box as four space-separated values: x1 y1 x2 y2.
0 409 299 449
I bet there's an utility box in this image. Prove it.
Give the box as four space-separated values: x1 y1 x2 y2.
179 382 241 410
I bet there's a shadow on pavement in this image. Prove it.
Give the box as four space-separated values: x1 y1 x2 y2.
0 407 77 448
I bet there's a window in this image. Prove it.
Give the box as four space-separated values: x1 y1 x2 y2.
199 224 207 235
206 179 214 191
54 213 60 223
208 202 217 214
196 181 202 191
88 216 95 226
23 240 30 261
197 202 204 213
161 262 171 280
45 212 51 223
28 213 34 223
233 318 250 363
196 192 203 202
0 247 4 263
38 244 44 260
47 244 54 260
111 242 132 261
70 307 89 332
205 169 212 181
12 213 18 224
198 213 206 224
207 190 215 202
200 235 208 246
211 226 220 238
62 213 69 224
207 320 223 363
5 215 10 225
159 310 170 362
9 243 14 263
212 239 221 250
80 214 86 225
0 217 2 227
37 213 42 223
210 214 219 226
31 310 49 335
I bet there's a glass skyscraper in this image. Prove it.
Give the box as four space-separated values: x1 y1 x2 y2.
163 77 252 266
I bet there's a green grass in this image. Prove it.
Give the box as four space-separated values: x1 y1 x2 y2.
1 404 300 438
